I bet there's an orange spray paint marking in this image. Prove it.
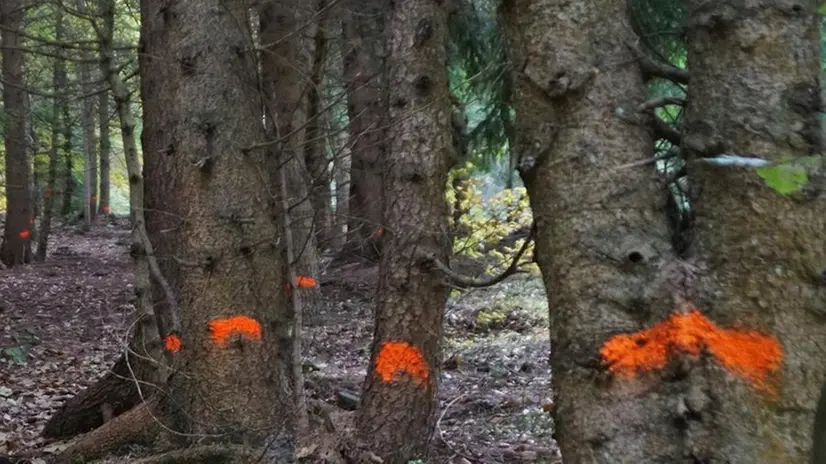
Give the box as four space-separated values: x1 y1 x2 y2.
374 341 429 387
209 315 262 348
18 230 30 240
372 227 384 238
102 205 110 214
600 309 783 394
164 334 182 353
295 276 318 288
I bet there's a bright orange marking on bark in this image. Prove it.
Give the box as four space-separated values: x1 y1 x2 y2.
102 205 110 214
18 229 30 240
374 341 429 386
295 276 317 288
208 315 262 348
164 334 182 353
600 309 783 394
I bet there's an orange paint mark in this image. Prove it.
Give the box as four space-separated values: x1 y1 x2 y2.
600 308 783 394
209 315 262 348
374 341 429 386
295 275 317 288
164 334 182 353
18 229 30 240
372 227 384 238
102 205 110 214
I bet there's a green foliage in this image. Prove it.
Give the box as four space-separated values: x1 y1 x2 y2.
756 156 821 195
447 163 536 277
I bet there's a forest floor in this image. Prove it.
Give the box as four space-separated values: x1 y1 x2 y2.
0 222 559 463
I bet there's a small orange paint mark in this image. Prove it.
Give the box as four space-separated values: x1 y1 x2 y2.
18 229 30 240
295 276 317 288
600 308 783 394
375 341 429 386
102 205 110 214
209 315 262 348
372 227 384 238
164 334 182 353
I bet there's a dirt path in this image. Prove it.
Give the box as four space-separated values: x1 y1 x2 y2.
0 223 558 463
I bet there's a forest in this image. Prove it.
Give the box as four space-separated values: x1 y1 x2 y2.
0 0 825 463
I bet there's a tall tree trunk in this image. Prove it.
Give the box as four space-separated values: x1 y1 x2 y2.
60 102 74 217
341 0 388 260
36 6 67 263
259 0 322 344
160 0 297 448
98 92 111 216
80 61 97 227
1 0 33 267
682 2 826 460
356 0 453 461
332 131 351 252
502 0 683 460
305 2 333 251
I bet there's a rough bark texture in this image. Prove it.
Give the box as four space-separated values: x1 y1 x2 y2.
1 0 33 266
305 4 334 250
35 7 66 263
98 93 111 215
355 0 453 461
341 0 388 260
502 0 686 461
259 0 322 318
60 103 74 217
682 2 826 461
159 0 296 449
81 60 97 227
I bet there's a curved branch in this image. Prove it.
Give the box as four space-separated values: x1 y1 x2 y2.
428 225 536 288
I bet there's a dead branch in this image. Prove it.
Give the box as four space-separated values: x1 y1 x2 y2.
426 225 535 288
652 116 681 145
637 96 684 113
626 41 688 85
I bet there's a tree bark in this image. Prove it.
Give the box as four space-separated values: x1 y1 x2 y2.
98 92 111 216
157 0 298 448
682 1 826 461
355 0 453 461
1 0 33 267
502 0 684 460
341 0 388 260
80 60 97 227
259 0 322 335
60 102 74 217
35 6 67 263
305 3 334 251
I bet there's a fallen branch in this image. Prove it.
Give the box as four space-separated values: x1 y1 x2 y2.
627 41 689 85
637 96 684 113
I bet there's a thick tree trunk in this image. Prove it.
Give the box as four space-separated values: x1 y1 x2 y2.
682 2 826 461
341 0 388 260
158 0 297 448
502 0 684 461
98 92 111 215
0 0 33 267
35 7 67 263
355 0 453 461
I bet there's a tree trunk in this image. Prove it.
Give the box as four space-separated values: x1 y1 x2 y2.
332 130 351 252
502 0 684 460
60 102 74 217
305 3 334 251
35 6 67 263
98 92 111 216
341 0 388 260
355 0 453 461
681 2 826 461
80 61 97 227
1 0 33 267
259 0 322 331
159 0 297 447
